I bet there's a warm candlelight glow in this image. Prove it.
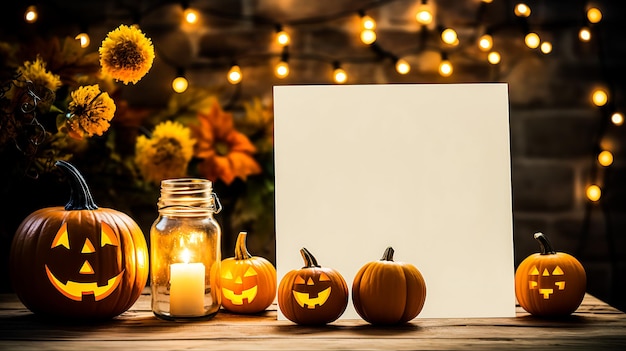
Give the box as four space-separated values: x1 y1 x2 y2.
579 27 591 42
540 41 552 54
611 112 624 126
24 5 38 23
183 8 199 24
275 61 289 78
170 248 206 317
514 3 531 17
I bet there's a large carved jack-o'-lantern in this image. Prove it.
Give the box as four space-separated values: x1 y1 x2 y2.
9 161 149 320
515 232 586 317
278 247 348 325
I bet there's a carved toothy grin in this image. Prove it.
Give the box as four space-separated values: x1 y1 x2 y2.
45 265 124 301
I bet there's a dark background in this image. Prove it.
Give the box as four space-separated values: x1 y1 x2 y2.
1 0 625 312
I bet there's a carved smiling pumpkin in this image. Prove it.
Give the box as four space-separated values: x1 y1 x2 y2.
9 161 149 320
220 231 276 314
278 247 348 325
515 232 586 316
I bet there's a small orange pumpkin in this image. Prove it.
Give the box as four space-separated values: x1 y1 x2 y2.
220 231 276 314
9 160 149 320
352 246 426 325
515 232 586 317
278 247 348 325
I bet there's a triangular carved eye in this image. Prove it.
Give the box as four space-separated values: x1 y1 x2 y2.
319 272 330 282
552 266 564 275
295 276 306 285
244 267 257 277
529 266 539 276
222 270 233 279
51 223 70 249
101 222 119 247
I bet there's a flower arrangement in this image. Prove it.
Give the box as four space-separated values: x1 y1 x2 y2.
0 24 276 261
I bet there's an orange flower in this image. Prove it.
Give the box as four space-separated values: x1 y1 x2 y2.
192 100 260 185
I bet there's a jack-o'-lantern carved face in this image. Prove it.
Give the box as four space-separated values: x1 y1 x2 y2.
527 265 566 299
292 272 332 309
278 248 348 325
221 266 258 305
44 222 124 302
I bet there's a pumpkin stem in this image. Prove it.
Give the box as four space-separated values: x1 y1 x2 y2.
55 160 98 211
534 232 556 255
300 247 321 268
234 231 252 260
380 246 395 261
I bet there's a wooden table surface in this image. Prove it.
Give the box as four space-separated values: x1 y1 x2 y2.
1 291 625 350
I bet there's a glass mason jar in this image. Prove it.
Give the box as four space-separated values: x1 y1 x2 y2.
150 178 222 321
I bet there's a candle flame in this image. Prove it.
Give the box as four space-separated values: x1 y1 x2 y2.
181 249 191 264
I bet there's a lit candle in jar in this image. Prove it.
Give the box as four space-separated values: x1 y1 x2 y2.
170 249 205 317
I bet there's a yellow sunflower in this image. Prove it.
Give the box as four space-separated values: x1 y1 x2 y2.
135 120 196 184
99 24 155 85
65 84 116 139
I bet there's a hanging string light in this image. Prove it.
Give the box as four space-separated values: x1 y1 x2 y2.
24 5 38 23
592 88 608 107
586 184 602 202
478 33 493 52
524 32 540 49
598 150 614 167
332 62 347 84
360 29 377 45
415 0 435 26
586 7 602 24
487 51 501 65
579 27 592 42
275 47 290 79
440 27 459 46
438 52 453 77
275 25 290 46
611 112 624 126
540 41 552 54
227 64 242 84
75 32 90 48
514 3 531 17
395 58 411 75
183 7 199 24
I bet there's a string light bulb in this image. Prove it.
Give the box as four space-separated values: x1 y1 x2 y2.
183 8 199 24
275 26 290 46
24 5 38 23
592 89 608 107
227 64 242 84
487 51 501 65
75 33 90 48
586 184 601 202
333 66 347 84
275 61 289 79
579 27 591 42
438 53 453 77
514 3 531 17
360 29 377 45
360 14 376 30
611 112 624 126
478 34 493 52
415 1 434 26
524 32 540 49
395 58 411 75
598 151 613 167
441 28 458 46
540 41 552 54
172 76 188 93
587 7 602 24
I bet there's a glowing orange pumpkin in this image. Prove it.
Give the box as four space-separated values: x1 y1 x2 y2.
9 160 149 320
278 247 348 325
220 231 276 314
515 232 586 317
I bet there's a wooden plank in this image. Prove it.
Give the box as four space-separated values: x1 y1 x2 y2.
1 293 625 350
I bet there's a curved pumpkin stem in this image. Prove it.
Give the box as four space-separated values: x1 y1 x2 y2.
380 246 395 261
55 160 98 211
534 232 556 255
234 231 252 260
300 247 321 268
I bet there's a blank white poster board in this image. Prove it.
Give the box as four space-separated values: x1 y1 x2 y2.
273 83 515 320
